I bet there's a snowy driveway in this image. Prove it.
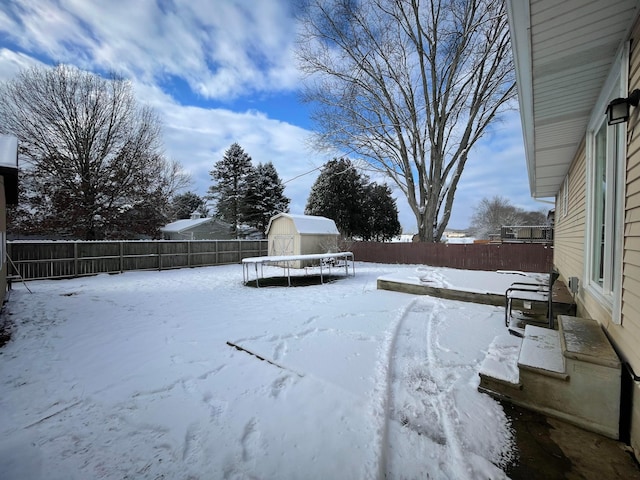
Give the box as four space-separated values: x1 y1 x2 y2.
0 263 514 479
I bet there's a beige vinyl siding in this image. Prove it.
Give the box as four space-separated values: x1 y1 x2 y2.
553 140 587 286
616 17 640 458
569 22 640 363
552 19 640 454
611 17 640 372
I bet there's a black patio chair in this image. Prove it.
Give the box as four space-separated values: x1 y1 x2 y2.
505 268 560 332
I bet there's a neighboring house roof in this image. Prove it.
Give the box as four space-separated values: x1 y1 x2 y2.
506 0 639 198
160 217 228 233
266 213 340 235
0 134 18 204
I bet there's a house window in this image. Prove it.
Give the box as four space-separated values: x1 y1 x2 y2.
585 44 627 323
561 175 569 218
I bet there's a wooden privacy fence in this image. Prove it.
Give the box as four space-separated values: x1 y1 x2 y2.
7 240 268 280
350 241 553 273
6 239 552 281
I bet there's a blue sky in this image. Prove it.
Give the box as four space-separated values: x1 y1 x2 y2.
0 0 548 232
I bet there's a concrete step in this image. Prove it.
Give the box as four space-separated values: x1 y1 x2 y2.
518 325 567 379
479 315 622 439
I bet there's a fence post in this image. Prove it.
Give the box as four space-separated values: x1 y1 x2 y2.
238 240 242 262
158 241 162 271
6 242 12 275
187 241 191 268
119 242 124 273
74 242 79 277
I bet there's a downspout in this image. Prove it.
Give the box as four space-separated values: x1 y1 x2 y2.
603 326 640 444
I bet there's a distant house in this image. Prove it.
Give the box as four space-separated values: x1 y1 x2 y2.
160 213 234 240
266 213 340 267
0 135 18 302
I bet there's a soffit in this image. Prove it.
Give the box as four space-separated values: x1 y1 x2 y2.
508 0 640 198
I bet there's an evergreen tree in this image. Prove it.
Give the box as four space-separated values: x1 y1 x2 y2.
363 183 402 241
305 158 368 238
171 192 207 220
208 143 253 235
240 162 290 234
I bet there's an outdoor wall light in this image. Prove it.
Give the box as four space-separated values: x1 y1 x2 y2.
606 89 640 125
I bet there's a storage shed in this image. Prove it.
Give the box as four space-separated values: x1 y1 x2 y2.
0 135 18 302
160 213 234 240
266 213 340 268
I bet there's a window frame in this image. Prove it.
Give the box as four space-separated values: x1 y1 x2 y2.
584 43 627 323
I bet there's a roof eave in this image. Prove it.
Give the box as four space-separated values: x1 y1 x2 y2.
506 0 537 197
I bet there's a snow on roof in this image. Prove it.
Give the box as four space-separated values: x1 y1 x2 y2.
0 135 18 169
160 217 220 233
267 213 339 235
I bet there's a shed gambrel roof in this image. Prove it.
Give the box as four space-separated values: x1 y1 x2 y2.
266 213 339 235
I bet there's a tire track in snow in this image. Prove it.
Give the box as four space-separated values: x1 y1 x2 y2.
368 297 421 480
382 298 473 479
424 300 469 478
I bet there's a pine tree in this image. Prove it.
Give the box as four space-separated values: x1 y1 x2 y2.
305 158 368 238
208 143 254 235
363 183 402 241
171 192 207 220
305 158 402 240
240 162 290 234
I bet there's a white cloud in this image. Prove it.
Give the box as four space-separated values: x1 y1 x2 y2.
0 48 43 81
1 0 300 100
132 81 326 215
0 2 542 235
450 112 552 229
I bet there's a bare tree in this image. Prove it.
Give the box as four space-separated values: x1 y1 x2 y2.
297 0 515 241
0 64 189 239
468 195 546 240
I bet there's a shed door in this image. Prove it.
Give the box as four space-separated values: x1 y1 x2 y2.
271 235 294 256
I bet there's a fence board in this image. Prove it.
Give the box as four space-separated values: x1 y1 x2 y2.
6 240 552 281
350 242 553 273
7 240 269 280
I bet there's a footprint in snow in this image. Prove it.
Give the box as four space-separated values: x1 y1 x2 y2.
240 418 262 463
273 341 286 361
270 374 294 399
202 391 228 421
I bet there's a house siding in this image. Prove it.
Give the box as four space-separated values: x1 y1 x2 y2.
624 18 640 456
550 17 640 453
162 220 234 241
189 221 233 240
0 177 6 301
554 140 587 285
553 17 640 455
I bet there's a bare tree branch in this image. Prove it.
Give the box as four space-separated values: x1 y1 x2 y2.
0 64 188 239
297 0 515 241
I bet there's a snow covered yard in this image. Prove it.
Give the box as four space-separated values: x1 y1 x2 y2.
0 263 518 479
